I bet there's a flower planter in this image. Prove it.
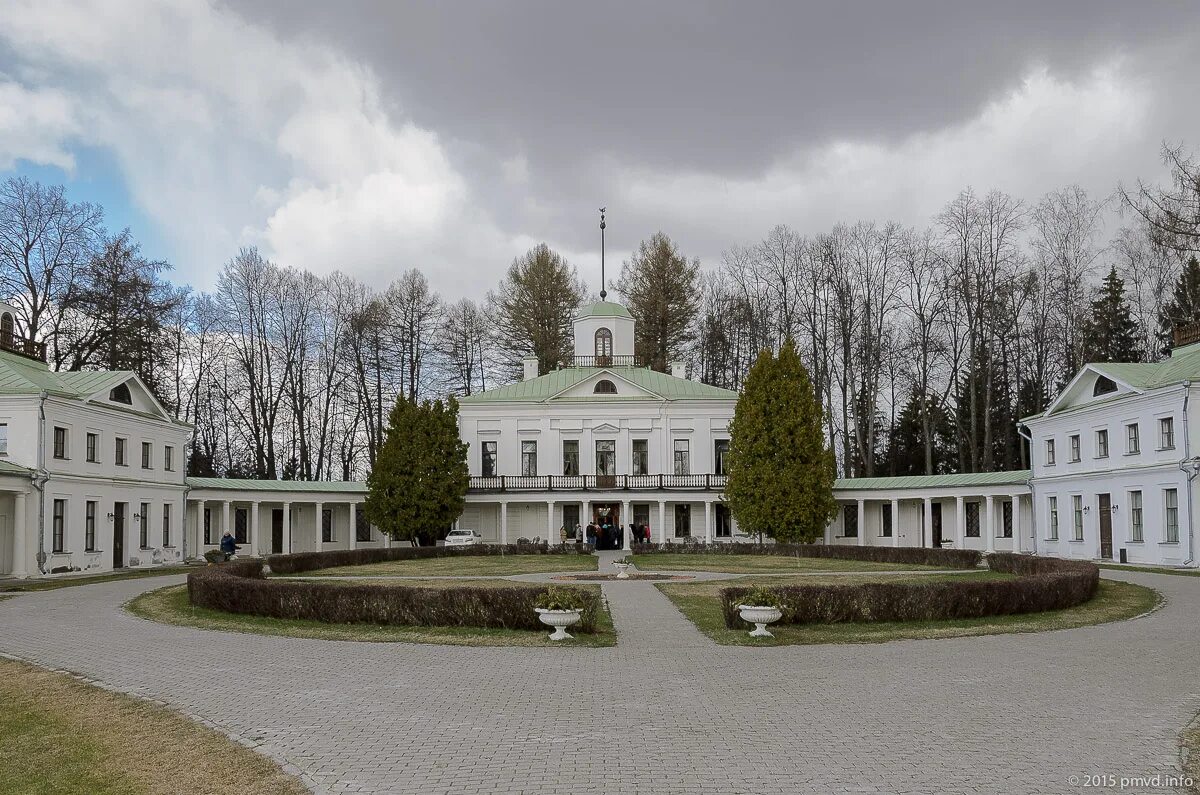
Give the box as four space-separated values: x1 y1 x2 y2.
737 604 782 638
535 607 582 641
612 562 631 579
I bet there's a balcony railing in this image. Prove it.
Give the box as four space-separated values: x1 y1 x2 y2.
468 474 726 492
565 354 642 368
0 331 47 362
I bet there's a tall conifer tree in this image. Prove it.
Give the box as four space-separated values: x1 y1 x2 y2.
1081 267 1142 363
1159 256 1200 352
364 397 468 545
724 339 836 542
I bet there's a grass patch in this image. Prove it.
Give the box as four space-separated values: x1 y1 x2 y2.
298 553 597 577
128 584 616 647
657 574 1159 646
1098 563 1200 578
0 657 305 795
0 566 193 592
632 552 942 574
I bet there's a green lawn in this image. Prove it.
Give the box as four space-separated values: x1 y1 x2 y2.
0 658 305 795
631 552 946 574
128 583 616 647
657 574 1160 646
0 566 193 592
298 554 598 577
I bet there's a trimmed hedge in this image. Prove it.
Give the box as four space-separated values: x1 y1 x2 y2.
187 558 599 633
720 553 1100 628
267 543 593 575
632 542 982 569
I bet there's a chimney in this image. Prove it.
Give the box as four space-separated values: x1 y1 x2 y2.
523 356 540 381
670 361 687 380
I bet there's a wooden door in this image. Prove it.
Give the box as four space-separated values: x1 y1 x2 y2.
1098 494 1113 559
112 503 125 568
271 509 284 554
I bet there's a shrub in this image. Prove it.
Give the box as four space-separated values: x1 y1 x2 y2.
202 550 225 564
534 585 589 611
631 542 981 569
187 559 599 633
720 554 1099 628
267 543 592 575
736 586 786 609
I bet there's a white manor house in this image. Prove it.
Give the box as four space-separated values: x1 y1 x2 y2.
1 296 1199 578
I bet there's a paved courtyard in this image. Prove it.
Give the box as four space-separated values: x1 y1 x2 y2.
1 561 1197 794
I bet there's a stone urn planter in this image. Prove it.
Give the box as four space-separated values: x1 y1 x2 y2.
612 557 632 579
737 605 783 637
535 608 582 641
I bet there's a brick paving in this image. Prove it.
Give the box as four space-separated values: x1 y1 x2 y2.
0 565 1197 794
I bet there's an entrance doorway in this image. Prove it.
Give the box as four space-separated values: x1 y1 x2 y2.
1098 493 1113 559
590 503 622 550
931 502 943 547
271 509 284 554
112 502 126 568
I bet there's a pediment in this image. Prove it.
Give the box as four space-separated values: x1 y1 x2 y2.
591 422 621 434
549 370 664 401
1045 366 1141 416
89 375 171 420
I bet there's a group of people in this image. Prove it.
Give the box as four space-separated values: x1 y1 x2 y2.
559 520 652 550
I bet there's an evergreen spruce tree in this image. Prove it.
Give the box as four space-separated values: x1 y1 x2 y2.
364 396 469 545
1158 256 1200 353
1081 267 1142 363
617 232 701 371
724 340 836 542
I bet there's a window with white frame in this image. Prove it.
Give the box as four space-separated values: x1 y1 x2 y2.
140 502 150 548
673 439 690 476
481 441 497 477
1096 429 1108 458
164 445 174 471
1126 423 1140 454
0 422 7 455
1129 490 1143 542
53 426 67 459
86 432 98 462
1045 439 1055 466
1069 434 1080 462
52 499 66 553
115 437 127 466
520 440 537 476
162 504 171 547
85 500 97 552
1072 495 1084 541
1160 417 1175 450
141 441 152 469
1048 496 1059 540
631 439 648 476
1165 488 1179 543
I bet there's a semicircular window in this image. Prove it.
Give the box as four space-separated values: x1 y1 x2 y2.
109 382 133 405
593 379 617 394
1092 375 1118 397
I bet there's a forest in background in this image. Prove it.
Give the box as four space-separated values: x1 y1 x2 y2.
2 143 1199 481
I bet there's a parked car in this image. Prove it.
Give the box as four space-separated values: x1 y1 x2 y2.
443 529 482 546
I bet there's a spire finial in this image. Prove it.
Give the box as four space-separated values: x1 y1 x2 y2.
599 207 607 300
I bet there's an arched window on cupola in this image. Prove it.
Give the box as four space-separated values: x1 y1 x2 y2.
0 312 12 348
109 382 133 405
594 379 617 394
594 327 613 363
1092 375 1118 397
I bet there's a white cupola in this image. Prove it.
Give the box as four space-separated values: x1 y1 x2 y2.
572 301 635 363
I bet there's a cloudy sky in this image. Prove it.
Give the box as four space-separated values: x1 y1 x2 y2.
1 0 1197 299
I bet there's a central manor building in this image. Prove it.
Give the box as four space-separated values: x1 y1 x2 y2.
2 299 1200 578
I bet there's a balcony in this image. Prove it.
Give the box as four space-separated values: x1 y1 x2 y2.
0 330 47 362
564 354 643 368
468 474 727 492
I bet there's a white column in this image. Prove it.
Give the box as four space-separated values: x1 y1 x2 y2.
856 500 866 546
824 514 832 545
249 502 259 555
1012 495 1022 553
579 501 587 541
222 500 231 544
546 501 556 544
890 498 900 548
314 501 323 552
282 503 292 554
956 495 965 550
349 502 358 550
623 500 633 550
500 502 508 546
922 497 933 547
984 495 995 553
12 491 28 578
703 500 713 545
657 501 666 544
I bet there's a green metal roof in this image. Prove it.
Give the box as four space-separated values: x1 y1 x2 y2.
186 477 368 493
834 470 1030 491
574 301 633 320
0 459 34 477
1090 347 1200 390
459 366 738 403
0 349 135 399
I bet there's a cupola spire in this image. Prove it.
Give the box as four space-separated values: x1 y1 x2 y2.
599 206 607 300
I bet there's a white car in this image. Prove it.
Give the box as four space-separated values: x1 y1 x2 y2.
443 529 482 546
